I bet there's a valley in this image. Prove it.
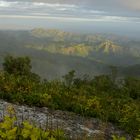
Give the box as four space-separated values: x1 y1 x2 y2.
0 28 140 79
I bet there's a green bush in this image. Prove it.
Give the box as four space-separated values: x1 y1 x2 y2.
0 55 140 138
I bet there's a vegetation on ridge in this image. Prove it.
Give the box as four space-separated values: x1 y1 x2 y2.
0 55 139 138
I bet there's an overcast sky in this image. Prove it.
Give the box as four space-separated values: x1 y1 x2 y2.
0 0 140 37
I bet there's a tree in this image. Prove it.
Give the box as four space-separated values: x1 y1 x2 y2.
124 77 140 99
63 70 75 86
3 55 32 76
93 75 113 91
109 65 118 83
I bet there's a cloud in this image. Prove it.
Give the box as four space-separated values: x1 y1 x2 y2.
41 0 140 11
0 14 140 24
121 0 140 10
0 0 140 20
0 1 79 15
0 0 106 17
0 1 17 7
0 1 77 9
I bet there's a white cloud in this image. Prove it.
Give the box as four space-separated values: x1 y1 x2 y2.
120 0 140 10
0 1 78 9
0 0 106 14
80 9 106 14
0 14 140 23
33 2 77 8
0 1 17 7
0 0 107 19
0 0 140 23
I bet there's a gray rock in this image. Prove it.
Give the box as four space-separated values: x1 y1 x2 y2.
0 100 131 140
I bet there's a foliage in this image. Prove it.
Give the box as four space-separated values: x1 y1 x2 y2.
0 106 66 140
0 56 140 138
63 70 76 87
124 77 140 99
3 55 31 76
112 135 126 140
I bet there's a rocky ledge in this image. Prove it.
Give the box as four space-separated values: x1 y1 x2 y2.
0 100 131 140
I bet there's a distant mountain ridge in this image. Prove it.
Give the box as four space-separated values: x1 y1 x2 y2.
0 28 140 78
27 29 140 65
96 41 122 54
30 28 140 57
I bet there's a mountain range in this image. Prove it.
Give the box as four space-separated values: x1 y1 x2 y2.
0 28 139 79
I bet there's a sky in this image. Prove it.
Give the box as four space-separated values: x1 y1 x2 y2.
0 0 140 38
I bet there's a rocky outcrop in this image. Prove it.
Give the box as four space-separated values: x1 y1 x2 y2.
0 100 131 140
